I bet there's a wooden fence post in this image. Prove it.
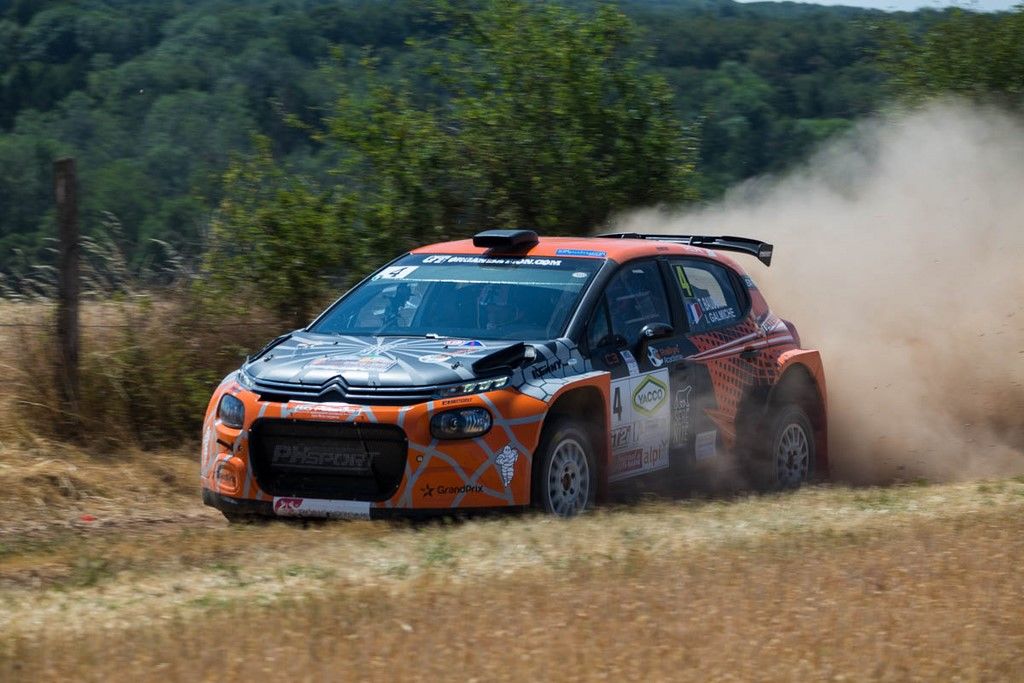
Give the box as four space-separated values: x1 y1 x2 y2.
55 158 80 427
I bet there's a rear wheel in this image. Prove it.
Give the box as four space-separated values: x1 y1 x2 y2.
532 417 597 517
754 404 815 491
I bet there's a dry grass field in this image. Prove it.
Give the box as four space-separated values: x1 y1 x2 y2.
2 300 1023 681
1 442 1023 682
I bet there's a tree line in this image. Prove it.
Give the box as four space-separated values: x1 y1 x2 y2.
1 0 1021 299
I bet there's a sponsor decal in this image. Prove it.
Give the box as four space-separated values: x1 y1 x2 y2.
611 420 661 450
422 255 451 264
646 344 684 368
609 444 670 482
572 272 588 278
555 248 607 258
272 497 371 519
495 444 519 487
374 265 419 280
758 313 779 336
530 358 563 379
695 430 717 461
274 497 303 514
671 386 692 447
604 352 621 367
309 355 397 372
421 348 479 364
632 375 667 415
642 444 667 470
440 396 474 406
288 402 359 420
611 424 637 450
271 443 372 472
421 483 484 498
610 448 644 478
742 274 757 290
705 307 735 325
423 255 563 267
443 339 485 348
620 350 640 375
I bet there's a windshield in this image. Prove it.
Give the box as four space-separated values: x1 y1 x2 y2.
310 253 603 340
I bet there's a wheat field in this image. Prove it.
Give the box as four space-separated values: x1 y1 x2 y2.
0 444 1022 682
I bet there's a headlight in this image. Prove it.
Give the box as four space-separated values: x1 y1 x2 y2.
218 394 245 429
433 376 509 400
430 408 492 440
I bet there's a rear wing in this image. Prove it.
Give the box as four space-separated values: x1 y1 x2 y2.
599 233 773 267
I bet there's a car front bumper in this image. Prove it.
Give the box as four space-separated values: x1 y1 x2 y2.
200 378 549 518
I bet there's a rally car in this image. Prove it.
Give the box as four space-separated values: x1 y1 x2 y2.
201 230 827 520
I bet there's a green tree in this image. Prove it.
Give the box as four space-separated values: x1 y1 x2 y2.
321 0 698 256
437 1 699 230
877 7 1024 104
203 136 344 326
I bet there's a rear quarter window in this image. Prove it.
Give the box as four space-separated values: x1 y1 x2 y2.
670 260 745 333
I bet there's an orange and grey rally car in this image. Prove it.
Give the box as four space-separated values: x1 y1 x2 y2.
201 230 827 520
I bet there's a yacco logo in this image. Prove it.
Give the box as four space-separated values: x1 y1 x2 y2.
632 376 667 415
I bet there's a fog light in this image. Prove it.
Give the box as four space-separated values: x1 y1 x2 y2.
215 463 239 490
430 408 492 439
218 394 245 428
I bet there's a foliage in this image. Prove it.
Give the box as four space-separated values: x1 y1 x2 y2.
431 1 699 230
0 0 941 276
876 6 1024 104
320 2 698 247
204 1 700 296
203 136 343 326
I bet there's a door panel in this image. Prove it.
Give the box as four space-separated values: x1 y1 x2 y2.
668 258 759 459
584 260 677 487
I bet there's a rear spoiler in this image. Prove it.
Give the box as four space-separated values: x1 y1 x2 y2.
599 233 773 267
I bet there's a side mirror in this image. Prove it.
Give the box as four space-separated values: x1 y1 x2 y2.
639 322 674 341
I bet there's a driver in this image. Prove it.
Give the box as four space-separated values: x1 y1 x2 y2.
478 283 528 332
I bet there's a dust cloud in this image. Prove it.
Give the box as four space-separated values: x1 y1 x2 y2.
616 100 1024 484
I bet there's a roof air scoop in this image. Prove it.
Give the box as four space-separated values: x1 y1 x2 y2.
472 229 539 251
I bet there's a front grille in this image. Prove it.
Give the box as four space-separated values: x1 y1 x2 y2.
252 378 437 405
249 420 407 501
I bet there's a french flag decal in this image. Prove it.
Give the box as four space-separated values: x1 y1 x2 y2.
686 301 703 325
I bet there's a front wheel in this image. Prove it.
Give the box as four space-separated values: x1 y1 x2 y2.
532 417 597 517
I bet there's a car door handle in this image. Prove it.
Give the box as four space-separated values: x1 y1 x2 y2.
740 347 760 360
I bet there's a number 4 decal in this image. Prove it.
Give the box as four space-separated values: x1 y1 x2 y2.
613 386 623 423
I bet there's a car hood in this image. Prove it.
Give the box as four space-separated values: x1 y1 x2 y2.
242 332 522 388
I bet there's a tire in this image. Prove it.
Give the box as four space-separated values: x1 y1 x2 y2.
532 417 598 517
753 404 815 491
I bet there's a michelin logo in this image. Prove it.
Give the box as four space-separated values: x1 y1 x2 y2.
496 444 519 487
